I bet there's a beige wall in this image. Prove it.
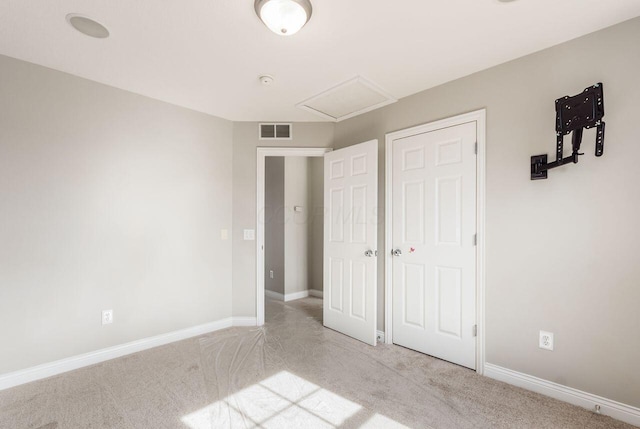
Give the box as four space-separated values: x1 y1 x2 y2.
264 157 285 295
0 54 234 374
232 123 334 315
284 157 310 295
308 157 324 292
333 18 640 408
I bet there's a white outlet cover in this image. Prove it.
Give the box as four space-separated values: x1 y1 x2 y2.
539 330 554 351
102 309 113 325
220 229 229 240
243 229 255 241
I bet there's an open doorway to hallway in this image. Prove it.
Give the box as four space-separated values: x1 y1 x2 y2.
264 156 324 321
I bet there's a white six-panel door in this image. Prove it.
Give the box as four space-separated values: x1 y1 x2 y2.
324 140 378 346
391 122 477 369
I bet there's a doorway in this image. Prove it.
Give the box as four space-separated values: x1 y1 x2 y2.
256 142 380 347
256 148 331 326
385 110 486 373
263 155 324 314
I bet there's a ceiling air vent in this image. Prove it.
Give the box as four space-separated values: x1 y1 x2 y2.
259 123 292 140
296 76 397 122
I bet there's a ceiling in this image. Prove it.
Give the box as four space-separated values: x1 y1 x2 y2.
1 1 639 122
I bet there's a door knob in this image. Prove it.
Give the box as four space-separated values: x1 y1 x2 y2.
392 249 402 257
365 250 374 257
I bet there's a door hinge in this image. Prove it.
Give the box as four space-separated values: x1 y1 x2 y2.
473 234 477 246
472 325 478 337
474 142 478 154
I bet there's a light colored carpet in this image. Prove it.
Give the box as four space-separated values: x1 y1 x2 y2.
0 297 635 428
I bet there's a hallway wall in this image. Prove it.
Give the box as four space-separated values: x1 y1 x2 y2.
308 157 324 293
284 157 310 295
264 157 285 295
264 156 324 299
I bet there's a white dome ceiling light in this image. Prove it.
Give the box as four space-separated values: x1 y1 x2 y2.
66 14 109 38
254 0 312 36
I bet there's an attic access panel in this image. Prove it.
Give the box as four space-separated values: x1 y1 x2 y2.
297 76 397 122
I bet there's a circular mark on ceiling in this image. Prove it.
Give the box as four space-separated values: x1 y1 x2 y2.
66 14 110 38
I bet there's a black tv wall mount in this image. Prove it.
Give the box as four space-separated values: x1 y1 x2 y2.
531 83 605 180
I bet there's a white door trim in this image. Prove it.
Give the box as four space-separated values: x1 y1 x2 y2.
384 109 486 374
256 147 332 326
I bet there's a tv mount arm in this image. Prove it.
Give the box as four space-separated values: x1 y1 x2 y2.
531 83 605 180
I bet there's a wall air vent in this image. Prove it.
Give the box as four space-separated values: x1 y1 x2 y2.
259 123 292 140
296 76 397 122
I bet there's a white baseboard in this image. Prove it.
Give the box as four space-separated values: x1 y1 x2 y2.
265 289 285 301
284 290 309 302
309 289 323 298
376 330 385 343
484 363 640 427
232 317 257 327
266 289 315 302
0 316 257 392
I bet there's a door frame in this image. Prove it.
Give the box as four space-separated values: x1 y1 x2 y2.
384 109 486 374
256 147 333 326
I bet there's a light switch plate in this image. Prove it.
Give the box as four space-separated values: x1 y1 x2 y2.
243 229 255 241
220 229 228 240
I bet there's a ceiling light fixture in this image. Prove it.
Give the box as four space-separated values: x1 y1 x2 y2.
66 14 109 38
254 0 312 36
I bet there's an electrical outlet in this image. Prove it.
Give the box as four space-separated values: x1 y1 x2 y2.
539 330 554 351
243 229 255 241
102 309 113 325
220 229 228 240
269 270 274 279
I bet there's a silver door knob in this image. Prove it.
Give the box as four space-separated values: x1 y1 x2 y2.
364 250 374 257
392 249 402 257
